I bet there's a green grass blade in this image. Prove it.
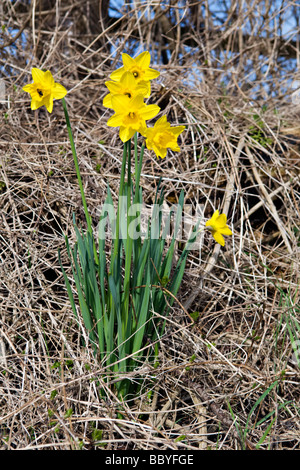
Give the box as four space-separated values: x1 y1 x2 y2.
255 417 276 449
243 380 279 442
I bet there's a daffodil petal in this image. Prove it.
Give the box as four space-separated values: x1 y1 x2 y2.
138 124 147 136
220 227 233 236
103 93 113 108
31 68 45 83
105 80 121 94
107 113 124 127
52 83 67 99
136 80 151 96
22 83 34 93
144 81 151 97
210 210 220 224
135 51 151 69
216 213 227 227
31 98 41 110
111 94 131 113
121 70 136 88
169 143 180 152
129 94 145 110
155 115 168 127
43 70 55 88
213 231 225 246
43 94 54 113
154 144 167 158
173 125 186 136
139 104 160 120
122 53 137 69
110 66 125 81
143 67 160 80
119 125 135 142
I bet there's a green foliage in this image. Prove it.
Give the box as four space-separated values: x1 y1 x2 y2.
190 311 200 322
59 134 198 400
261 262 300 368
227 380 282 449
248 111 273 147
50 389 58 400
292 226 300 247
64 408 73 418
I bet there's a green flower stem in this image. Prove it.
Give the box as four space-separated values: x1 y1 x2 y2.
122 138 134 332
134 132 138 183
111 140 129 267
132 134 144 267
108 141 129 370
134 132 144 200
62 98 91 231
61 98 99 265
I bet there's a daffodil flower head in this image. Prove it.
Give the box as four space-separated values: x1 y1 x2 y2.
107 94 160 143
103 71 150 109
143 115 185 159
22 68 67 113
205 210 233 246
110 51 160 98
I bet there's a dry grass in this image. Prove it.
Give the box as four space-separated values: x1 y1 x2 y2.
0 0 300 450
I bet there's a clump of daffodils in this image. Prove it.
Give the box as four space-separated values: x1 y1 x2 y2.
103 51 185 158
20 53 234 403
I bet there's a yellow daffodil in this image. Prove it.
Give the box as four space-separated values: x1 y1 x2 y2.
103 71 149 109
205 210 233 246
110 51 160 98
107 94 160 142
143 115 185 159
22 68 67 113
